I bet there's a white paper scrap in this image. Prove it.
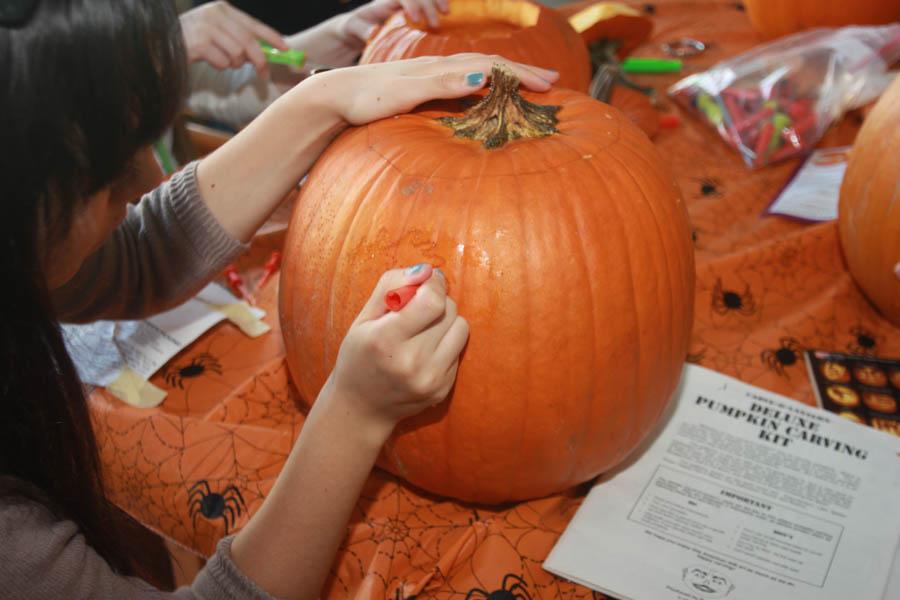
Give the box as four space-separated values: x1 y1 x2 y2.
62 282 266 390
764 146 851 222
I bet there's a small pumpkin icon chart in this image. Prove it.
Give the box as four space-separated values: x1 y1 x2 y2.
862 391 897 414
838 411 867 425
820 360 851 383
853 365 888 387
889 370 900 389
826 384 860 408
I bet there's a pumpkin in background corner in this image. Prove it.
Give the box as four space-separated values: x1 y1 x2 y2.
279 65 695 504
360 0 592 92
743 0 900 39
838 74 900 327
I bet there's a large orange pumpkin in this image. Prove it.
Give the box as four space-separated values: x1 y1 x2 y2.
359 0 592 92
743 0 900 39
279 66 695 504
838 74 900 327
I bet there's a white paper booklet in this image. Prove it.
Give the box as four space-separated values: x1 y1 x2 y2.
544 364 900 600
763 146 851 222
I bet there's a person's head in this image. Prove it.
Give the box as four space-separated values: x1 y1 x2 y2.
0 0 186 574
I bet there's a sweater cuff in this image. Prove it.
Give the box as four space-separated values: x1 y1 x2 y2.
167 160 249 274
192 535 281 600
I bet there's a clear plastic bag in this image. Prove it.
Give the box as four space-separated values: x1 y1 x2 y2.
668 24 900 168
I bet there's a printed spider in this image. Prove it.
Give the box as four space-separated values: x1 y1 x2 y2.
686 348 707 364
188 480 245 535
696 176 724 198
760 337 803 377
711 278 757 316
161 352 222 389
847 325 878 356
465 573 532 600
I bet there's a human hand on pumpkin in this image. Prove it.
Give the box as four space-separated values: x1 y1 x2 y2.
282 0 449 71
180 0 288 75
308 53 558 126
324 263 469 436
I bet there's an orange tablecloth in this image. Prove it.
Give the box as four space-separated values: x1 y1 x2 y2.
90 2 900 598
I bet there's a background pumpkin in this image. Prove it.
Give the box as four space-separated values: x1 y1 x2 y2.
359 0 592 92
742 0 900 39
279 67 695 504
838 74 900 327
608 85 659 138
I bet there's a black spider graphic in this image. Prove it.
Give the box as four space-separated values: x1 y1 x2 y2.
161 352 222 389
686 348 707 364
761 337 803 377
697 177 724 197
847 325 878 356
188 480 245 535
711 278 757 316
391 588 416 600
465 573 532 600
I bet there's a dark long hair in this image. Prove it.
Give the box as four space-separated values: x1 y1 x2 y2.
0 0 186 574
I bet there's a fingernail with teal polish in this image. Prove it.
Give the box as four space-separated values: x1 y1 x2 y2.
466 72 484 86
435 268 445 279
406 263 427 275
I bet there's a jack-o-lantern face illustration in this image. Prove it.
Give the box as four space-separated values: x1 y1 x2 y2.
838 411 866 425
871 418 900 436
889 370 900 390
826 385 860 408
853 365 888 388
863 391 897 414
820 361 850 383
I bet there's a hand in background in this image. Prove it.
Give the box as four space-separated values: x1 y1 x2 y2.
300 0 449 69
326 264 468 433
180 1 288 75
343 0 450 41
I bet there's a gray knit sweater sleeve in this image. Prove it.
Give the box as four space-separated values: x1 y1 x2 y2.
0 497 280 599
52 161 248 323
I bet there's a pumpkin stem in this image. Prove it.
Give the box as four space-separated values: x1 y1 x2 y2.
437 63 560 149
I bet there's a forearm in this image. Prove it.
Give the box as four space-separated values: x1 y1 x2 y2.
229 377 395 600
195 74 348 242
284 15 356 68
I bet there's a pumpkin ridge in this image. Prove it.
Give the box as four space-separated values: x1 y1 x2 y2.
559 163 598 487
594 149 643 467
605 144 679 457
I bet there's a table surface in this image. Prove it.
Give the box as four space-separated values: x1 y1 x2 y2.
89 2 900 598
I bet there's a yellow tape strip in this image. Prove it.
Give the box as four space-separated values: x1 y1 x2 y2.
107 365 168 408
205 301 271 338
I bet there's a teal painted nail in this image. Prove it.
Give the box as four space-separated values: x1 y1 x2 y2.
406 263 427 275
466 72 484 86
435 268 445 279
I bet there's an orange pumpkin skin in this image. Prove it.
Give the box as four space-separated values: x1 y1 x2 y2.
279 87 695 504
743 0 900 39
838 75 900 327
609 86 659 138
359 0 591 92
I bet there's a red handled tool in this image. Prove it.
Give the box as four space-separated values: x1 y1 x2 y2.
224 265 256 305
385 284 420 311
257 250 282 291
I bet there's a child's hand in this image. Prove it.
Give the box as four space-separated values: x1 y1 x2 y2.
179 1 288 75
325 264 469 435
309 53 558 126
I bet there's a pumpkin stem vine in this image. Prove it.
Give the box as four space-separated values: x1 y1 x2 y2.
437 64 561 149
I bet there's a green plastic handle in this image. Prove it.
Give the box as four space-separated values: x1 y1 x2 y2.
259 41 306 67
620 57 683 73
